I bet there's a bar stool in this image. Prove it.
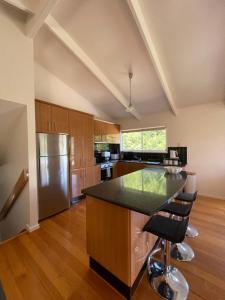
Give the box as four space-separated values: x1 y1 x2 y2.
162 202 195 261
143 215 189 300
175 192 198 238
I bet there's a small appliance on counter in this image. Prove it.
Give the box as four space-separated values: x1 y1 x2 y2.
170 150 178 159
111 153 119 160
101 151 111 161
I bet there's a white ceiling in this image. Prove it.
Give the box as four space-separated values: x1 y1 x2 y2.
3 0 225 119
139 0 225 107
34 0 171 119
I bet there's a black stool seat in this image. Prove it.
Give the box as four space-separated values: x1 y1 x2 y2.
143 215 189 244
175 191 197 203
162 202 193 217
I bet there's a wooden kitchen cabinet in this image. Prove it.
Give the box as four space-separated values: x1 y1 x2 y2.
93 165 101 185
69 110 85 169
84 165 101 189
35 101 51 132
83 115 94 167
69 110 94 198
94 120 120 144
35 100 69 133
112 162 118 179
71 168 84 198
117 162 146 177
69 110 94 169
51 105 69 133
71 166 101 198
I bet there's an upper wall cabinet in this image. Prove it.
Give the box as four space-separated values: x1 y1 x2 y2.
35 100 69 133
35 101 51 133
94 120 120 144
51 105 69 133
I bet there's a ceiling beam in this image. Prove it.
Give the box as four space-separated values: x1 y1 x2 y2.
26 0 58 38
45 16 141 120
127 0 178 115
1 0 35 14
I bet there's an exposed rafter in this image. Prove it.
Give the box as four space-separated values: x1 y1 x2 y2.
127 0 178 115
45 16 141 120
1 0 35 14
26 0 58 38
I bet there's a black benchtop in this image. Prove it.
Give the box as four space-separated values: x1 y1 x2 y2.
95 160 186 167
83 168 187 216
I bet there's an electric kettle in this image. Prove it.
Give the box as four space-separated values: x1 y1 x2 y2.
170 150 178 159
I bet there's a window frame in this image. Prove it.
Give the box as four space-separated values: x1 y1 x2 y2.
121 126 167 153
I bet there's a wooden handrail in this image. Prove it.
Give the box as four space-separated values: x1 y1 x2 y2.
0 169 29 221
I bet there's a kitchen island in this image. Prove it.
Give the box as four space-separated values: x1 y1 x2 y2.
83 168 187 299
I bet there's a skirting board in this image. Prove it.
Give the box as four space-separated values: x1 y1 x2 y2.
26 223 40 232
198 193 225 201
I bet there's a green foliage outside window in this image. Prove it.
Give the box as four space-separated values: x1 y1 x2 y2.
122 128 166 152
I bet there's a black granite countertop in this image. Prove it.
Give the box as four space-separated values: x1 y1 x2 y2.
95 160 186 167
83 168 187 216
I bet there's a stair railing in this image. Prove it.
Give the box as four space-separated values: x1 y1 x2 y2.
0 169 29 221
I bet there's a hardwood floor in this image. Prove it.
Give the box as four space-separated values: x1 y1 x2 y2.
0 196 224 300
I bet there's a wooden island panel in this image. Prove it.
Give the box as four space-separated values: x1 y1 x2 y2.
86 196 156 287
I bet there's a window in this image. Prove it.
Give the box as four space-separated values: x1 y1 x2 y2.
121 127 167 152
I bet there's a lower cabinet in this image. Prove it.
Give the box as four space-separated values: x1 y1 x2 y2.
117 162 146 177
71 165 101 199
71 168 84 199
112 163 118 179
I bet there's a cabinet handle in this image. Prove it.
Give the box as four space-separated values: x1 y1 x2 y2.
48 122 51 131
54 122 56 131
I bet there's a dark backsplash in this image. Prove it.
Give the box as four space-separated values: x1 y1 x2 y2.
94 144 187 165
94 143 120 154
122 147 187 165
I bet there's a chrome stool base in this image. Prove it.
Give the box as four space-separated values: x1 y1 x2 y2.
171 242 195 262
186 224 199 238
148 257 189 300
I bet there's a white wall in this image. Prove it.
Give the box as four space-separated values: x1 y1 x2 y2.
0 4 39 230
119 102 225 200
0 107 29 240
35 63 113 121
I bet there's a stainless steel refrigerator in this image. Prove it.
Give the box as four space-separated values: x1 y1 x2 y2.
37 133 70 220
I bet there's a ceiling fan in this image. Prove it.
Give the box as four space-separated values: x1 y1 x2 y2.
125 72 136 113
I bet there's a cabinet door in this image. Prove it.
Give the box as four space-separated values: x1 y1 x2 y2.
71 168 84 198
69 110 83 169
93 165 101 185
35 101 51 132
117 162 145 176
94 120 102 142
100 121 107 142
84 166 94 188
51 105 69 133
112 163 118 178
83 115 94 167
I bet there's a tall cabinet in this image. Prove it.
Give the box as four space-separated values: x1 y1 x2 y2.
69 110 99 198
35 100 101 201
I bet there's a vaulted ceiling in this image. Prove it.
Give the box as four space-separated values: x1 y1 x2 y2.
2 0 225 120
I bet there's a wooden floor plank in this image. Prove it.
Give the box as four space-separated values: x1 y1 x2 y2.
0 196 224 300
